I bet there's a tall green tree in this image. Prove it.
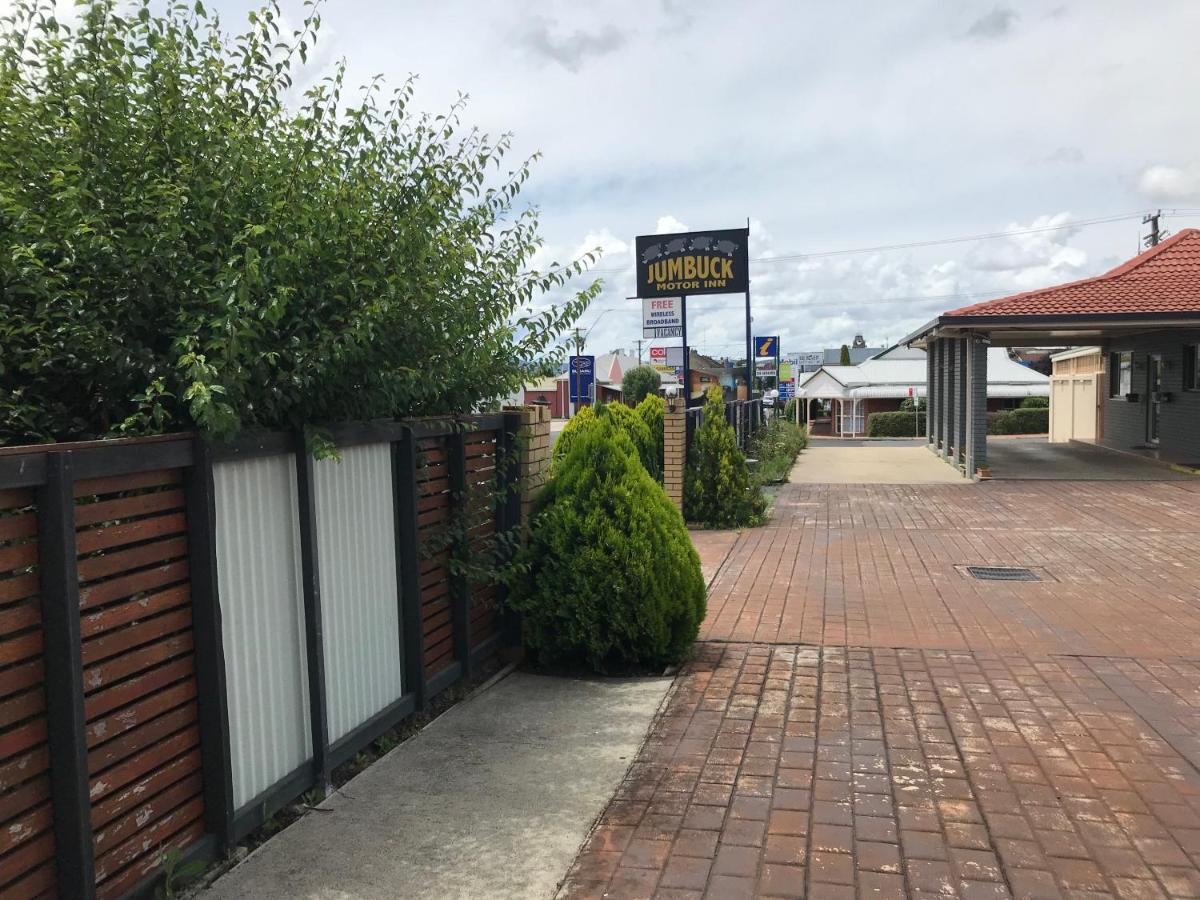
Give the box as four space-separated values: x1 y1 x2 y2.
684 386 765 527
839 344 852 365
621 365 660 405
0 0 599 445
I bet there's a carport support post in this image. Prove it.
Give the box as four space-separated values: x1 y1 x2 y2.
956 337 969 469
940 340 950 465
926 345 936 446
968 338 988 474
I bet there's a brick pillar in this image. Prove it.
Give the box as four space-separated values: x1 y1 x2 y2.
968 339 988 473
663 395 687 512
956 337 968 466
505 404 551 531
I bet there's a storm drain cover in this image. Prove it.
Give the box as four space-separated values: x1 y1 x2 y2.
964 565 1040 582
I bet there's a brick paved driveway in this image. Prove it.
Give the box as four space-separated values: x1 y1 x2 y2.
561 479 1200 899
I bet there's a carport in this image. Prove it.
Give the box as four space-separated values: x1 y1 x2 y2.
906 228 1200 477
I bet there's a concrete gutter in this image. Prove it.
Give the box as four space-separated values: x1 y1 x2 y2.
203 671 672 900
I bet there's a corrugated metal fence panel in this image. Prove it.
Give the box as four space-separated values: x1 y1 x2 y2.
312 444 402 743
0 487 57 899
73 469 205 899
213 454 311 810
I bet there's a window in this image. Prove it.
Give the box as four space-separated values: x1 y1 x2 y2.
1109 351 1132 397
1185 344 1200 391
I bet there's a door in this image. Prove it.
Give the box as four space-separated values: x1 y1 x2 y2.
1071 377 1096 441
1147 354 1163 444
1050 379 1073 442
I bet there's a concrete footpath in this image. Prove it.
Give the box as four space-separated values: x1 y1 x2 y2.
205 671 672 900
788 442 966 483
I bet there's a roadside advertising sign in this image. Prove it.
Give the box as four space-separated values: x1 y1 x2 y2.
635 228 750 299
569 355 595 403
642 297 683 338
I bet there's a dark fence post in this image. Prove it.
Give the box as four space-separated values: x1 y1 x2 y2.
448 428 471 678
37 452 97 899
294 436 330 791
183 439 235 850
393 429 426 709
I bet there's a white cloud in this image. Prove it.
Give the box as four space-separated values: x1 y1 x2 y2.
1138 164 1200 204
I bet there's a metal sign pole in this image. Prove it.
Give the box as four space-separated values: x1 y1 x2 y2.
681 294 690 411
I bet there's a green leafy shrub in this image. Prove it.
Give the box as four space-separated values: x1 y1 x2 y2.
748 419 807 485
1019 396 1050 409
635 394 665 479
866 411 927 437
551 407 597 470
0 1 598 445
552 403 657 479
685 387 765 528
989 408 1049 435
622 366 661 405
509 406 706 672
898 397 927 412
782 397 801 422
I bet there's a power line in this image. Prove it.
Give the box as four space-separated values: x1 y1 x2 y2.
571 211 1150 275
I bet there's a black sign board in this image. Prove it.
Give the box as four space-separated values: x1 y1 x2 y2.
635 228 749 299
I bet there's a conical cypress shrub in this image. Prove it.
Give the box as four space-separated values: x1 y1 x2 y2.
510 405 706 672
684 387 765 527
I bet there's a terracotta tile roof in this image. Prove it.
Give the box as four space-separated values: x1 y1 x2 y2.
946 228 1200 317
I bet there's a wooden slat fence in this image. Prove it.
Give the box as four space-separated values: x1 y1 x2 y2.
0 410 526 899
0 487 56 899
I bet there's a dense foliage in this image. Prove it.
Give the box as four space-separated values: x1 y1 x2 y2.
621 365 660 405
989 407 1049 435
866 410 927 437
552 402 657 479
509 406 706 672
684 387 765 528
748 418 807 485
635 394 665 478
0 1 598 445
1019 396 1050 409
782 396 801 423
839 345 852 366
898 397 927 412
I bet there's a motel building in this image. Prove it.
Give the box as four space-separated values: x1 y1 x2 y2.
905 227 1200 475
796 344 1048 437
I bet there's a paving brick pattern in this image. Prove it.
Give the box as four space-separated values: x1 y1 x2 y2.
561 479 1200 898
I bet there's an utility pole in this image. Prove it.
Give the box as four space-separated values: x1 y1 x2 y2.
634 339 643 365
1143 210 1164 248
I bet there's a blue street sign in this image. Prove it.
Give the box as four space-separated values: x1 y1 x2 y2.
754 335 779 358
569 355 595 403
779 381 796 400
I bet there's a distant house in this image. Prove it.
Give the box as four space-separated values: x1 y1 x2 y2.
797 346 1049 437
549 351 639 413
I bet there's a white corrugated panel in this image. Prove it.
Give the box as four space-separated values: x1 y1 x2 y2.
214 454 311 809
313 443 403 742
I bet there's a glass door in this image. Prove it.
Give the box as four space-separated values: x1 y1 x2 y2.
1147 354 1163 444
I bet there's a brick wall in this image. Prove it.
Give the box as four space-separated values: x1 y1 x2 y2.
663 397 686 511
1101 329 1200 463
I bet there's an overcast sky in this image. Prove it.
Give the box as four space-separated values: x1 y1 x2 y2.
219 1 1200 357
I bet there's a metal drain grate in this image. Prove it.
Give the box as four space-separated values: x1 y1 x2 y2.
965 566 1040 582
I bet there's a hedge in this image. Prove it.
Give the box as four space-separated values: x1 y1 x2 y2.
684 387 765 528
509 406 706 672
1019 396 1050 409
988 408 1049 435
866 410 927 437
